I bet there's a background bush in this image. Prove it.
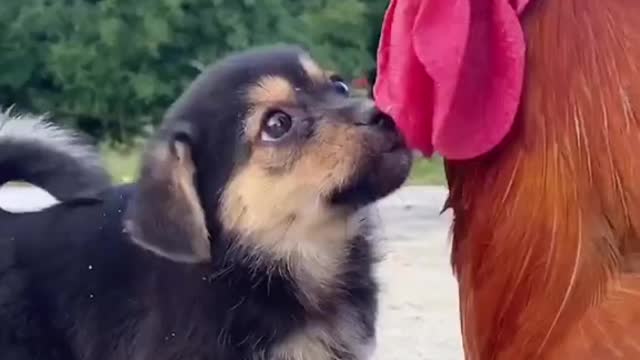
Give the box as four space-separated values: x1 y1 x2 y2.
1 0 388 143
1 0 445 184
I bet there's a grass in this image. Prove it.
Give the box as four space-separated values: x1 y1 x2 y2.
408 156 446 186
102 144 446 186
102 143 143 184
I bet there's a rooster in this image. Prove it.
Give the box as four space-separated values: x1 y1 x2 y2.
375 0 640 359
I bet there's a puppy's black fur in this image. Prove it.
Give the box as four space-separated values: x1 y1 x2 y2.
0 46 411 360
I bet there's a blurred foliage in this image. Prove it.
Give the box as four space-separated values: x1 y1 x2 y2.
368 0 389 97
0 0 389 143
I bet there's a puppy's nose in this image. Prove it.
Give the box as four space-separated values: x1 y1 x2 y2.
356 107 397 132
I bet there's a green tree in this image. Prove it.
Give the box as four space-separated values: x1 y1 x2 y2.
0 0 382 143
364 0 389 93
298 0 373 77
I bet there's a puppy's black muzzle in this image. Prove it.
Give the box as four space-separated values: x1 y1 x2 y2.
329 99 412 207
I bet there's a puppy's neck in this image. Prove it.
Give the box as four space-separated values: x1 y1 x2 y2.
221 189 364 306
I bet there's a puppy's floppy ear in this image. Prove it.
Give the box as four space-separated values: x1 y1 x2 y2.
125 126 211 263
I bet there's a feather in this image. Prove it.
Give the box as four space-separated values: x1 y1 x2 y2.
377 0 640 358
444 0 640 358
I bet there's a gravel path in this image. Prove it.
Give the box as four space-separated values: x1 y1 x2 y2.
0 185 463 359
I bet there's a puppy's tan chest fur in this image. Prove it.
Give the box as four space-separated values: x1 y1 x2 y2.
222 173 375 360
220 165 365 298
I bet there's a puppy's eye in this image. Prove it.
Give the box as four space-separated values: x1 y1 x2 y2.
261 111 293 142
332 80 350 96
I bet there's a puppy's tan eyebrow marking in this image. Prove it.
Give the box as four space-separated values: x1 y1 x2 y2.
245 75 297 140
247 75 297 106
299 54 326 83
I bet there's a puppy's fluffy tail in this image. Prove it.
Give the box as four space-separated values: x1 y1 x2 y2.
0 109 111 202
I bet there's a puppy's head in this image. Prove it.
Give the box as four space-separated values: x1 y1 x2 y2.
126 45 412 263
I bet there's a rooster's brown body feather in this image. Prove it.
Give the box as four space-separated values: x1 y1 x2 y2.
446 0 640 358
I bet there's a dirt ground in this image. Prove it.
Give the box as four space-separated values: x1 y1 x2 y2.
374 186 462 359
0 185 463 359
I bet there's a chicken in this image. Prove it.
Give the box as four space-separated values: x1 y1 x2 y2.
375 0 640 359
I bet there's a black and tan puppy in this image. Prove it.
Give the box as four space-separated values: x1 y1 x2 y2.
0 45 411 360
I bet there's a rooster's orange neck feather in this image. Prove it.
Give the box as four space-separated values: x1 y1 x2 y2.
447 0 640 358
